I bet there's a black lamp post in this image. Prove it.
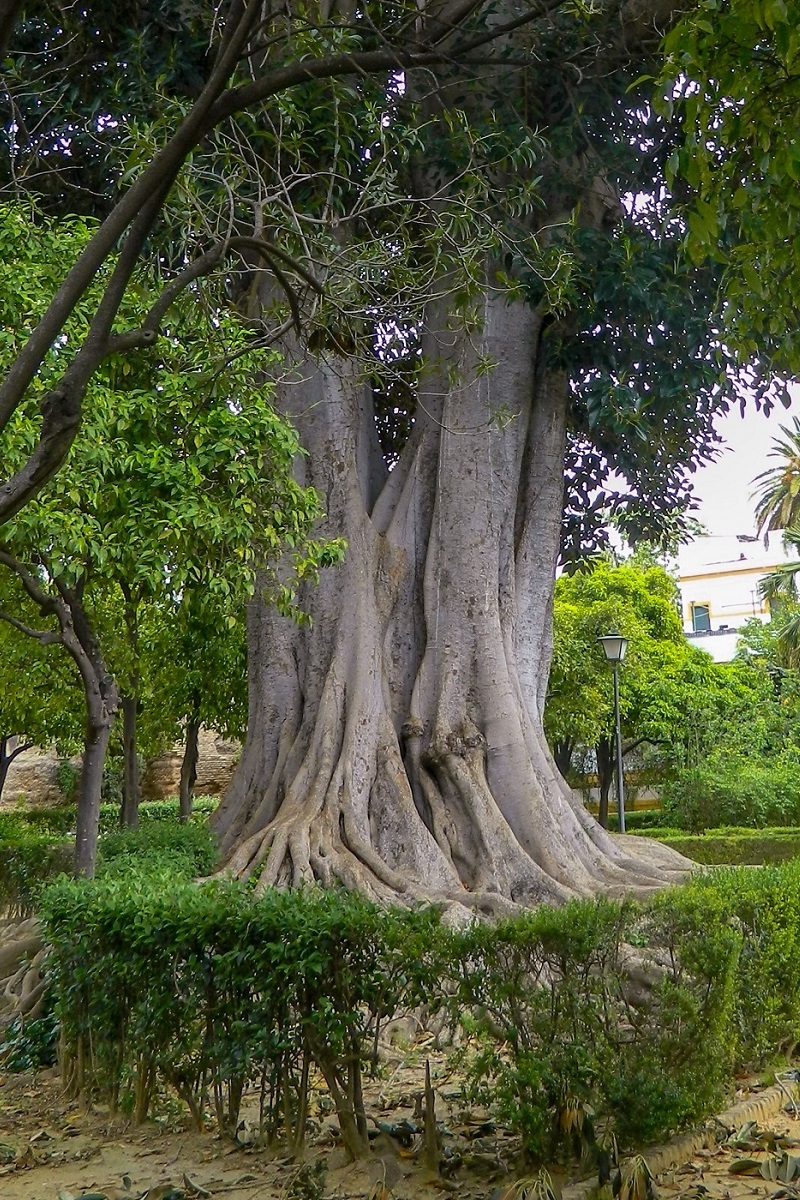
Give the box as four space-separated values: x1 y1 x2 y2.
596 632 629 833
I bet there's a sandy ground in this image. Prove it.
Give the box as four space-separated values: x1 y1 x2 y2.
0 1049 516 1200
1 1057 799 1200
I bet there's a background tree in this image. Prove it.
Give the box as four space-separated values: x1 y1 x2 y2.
143 591 248 822
659 0 800 387
0 204 327 875
0 572 82 800
546 560 719 825
752 418 800 539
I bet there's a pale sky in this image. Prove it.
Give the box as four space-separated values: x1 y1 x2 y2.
688 388 799 537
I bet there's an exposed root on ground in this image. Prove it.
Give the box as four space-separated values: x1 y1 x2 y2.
0 917 46 1030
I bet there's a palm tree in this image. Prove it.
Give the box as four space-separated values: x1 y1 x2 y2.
759 527 800 667
752 416 800 537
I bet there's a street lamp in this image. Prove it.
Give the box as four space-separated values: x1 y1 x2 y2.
596 632 629 833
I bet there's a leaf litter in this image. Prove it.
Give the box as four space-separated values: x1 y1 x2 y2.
1 1059 799 1200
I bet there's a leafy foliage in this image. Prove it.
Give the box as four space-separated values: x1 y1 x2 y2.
659 0 800 387
0 797 220 912
661 751 800 831
752 417 800 537
450 897 736 1158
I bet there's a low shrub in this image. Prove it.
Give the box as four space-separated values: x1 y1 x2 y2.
0 828 73 914
0 795 219 840
41 879 443 1158
0 802 221 912
449 895 737 1159
686 863 800 1062
606 809 665 832
98 820 218 878
0 1010 59 1071
661 751 800 831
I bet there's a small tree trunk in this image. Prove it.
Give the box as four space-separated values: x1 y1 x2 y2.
0 737 10 801
596 736 614 830
179 708 201 823
552 738 575 779
0 735 31 801
75 716 115 876
120 693 141 828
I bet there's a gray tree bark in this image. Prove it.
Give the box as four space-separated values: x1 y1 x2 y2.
212 278 689 910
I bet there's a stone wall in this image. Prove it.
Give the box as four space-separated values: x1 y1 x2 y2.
1 729 240 809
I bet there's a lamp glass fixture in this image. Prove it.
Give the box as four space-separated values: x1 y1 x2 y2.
596 633 628 663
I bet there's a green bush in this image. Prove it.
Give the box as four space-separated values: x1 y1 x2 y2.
661 751 800 831
98 820 218 878
0 1010 59 1071
0 828 73 914
0 795 218 840
0 803 221 912
449 896 737 1159
32 856 800 1161
41 878 442 1156
685 863 800 1062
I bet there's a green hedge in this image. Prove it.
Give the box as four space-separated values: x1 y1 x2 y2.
42 865 800 1162
42 881 442 1158
0 829 73 915
449 894 736 1157
637 825 800 865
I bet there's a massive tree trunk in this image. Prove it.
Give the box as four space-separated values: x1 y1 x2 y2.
212 282 689 910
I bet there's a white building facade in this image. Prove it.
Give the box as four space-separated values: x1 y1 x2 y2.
677 533 795 661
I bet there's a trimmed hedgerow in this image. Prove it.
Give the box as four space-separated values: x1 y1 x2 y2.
41 879 443 1158
638 826 800 865
33 854 800 1161
449 893 738 1159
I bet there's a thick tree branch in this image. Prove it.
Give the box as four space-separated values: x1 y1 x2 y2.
1 736 34 765
0 548 58 614
0 0 687 528
0 1 263 429
0 606 61 645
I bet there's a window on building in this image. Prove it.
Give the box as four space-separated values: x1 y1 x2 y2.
690 602 711 633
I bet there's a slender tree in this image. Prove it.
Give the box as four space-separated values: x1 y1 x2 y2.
0 204 325 873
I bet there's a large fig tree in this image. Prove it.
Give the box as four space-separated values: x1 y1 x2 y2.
209 4 786 909
0 0 790 908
